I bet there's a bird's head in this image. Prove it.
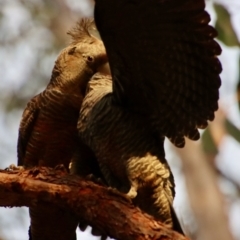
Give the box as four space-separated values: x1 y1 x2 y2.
48 19 108 95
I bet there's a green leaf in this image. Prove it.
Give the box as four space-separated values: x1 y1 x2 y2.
214 3 240 47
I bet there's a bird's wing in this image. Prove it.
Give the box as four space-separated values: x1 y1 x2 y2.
17 95 41 166
94 0 222 147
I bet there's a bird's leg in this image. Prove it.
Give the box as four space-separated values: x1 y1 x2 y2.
126 180 138 199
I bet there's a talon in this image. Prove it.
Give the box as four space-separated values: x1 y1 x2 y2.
54 164 67 171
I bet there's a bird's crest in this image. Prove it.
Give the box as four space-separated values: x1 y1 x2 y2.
67 18 96 44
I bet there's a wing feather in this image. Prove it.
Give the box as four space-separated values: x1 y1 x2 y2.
95 0 222 147
17 95 40 166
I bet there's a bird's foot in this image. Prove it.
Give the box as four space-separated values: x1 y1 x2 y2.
54 164 68 172
126 185 138 199
86 174 105 186
5 164 24 171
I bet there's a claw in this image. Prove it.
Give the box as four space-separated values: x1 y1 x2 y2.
54 164 67 172
69 161 72 170
5 164 24 171
126 185 137 199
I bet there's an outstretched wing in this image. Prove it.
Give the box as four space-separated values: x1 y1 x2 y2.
94 0 222 147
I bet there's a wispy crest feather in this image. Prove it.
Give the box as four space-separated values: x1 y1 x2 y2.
67 18 96 44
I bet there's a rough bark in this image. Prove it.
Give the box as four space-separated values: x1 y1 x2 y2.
0 166 187 240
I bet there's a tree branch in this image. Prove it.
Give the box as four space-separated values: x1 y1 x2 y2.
0 167 187 240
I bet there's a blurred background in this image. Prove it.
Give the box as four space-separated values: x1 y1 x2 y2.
0 0 239 239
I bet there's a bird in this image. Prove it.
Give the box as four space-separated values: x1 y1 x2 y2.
17 19 107 240
76 0 222 235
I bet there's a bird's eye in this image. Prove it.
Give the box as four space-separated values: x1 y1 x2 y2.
87 56 94 62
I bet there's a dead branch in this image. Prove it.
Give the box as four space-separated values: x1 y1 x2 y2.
0 167 188 240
